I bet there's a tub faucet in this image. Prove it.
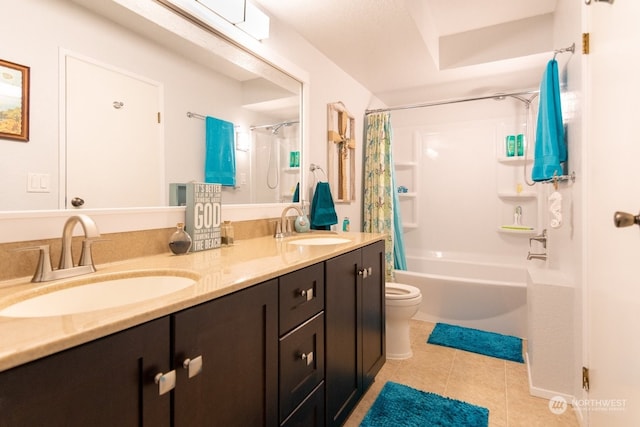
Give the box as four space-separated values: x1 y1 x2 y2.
527 252 547 261
529 229 547 249
20 214 101 282
275 205 305 238
527 229 547 261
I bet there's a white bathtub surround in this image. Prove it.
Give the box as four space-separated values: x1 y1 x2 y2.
394 253 527 338
526 267 575 400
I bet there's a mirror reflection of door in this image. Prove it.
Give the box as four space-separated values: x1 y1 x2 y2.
65 54 163 209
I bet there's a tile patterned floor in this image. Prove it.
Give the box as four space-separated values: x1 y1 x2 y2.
345 320 580 427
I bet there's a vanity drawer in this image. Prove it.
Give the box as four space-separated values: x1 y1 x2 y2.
279 312 325 423
279 263 324 335
280 381 325 427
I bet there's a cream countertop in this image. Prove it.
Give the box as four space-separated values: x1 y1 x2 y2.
0 232 385 372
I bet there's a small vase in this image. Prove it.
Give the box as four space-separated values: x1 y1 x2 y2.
169 222 192 255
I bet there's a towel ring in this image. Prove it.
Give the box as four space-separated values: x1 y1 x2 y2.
310 163 327 181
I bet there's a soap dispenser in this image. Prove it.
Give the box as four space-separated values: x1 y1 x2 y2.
294 213 310 233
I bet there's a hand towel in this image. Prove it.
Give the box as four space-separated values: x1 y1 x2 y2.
532 59 567 181
292 182 300 203
205 116 236 186
310 182 338 230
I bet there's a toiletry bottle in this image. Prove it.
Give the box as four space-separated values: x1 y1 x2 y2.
221 221 234 245
342 217 350 232
506 135 516 157
516 134 524 156
169 222 192 255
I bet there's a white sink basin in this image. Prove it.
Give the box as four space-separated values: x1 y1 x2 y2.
288 237 351 246
0 274 196 318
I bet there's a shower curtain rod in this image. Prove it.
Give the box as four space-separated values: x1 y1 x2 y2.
365 90 540 115
249 120 299 131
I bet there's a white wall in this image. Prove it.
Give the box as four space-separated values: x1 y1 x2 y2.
552 0 585 416
0 0 278 211
260 18 378 231
0 0 375 241
390 97 538 264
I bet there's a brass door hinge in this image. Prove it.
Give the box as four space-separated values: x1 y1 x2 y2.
583 366 590 391
582 33 590 55
157 112 161 123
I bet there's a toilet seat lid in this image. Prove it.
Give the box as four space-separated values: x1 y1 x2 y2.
386 282 421 300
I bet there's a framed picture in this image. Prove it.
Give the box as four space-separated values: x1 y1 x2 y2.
0 59 30 142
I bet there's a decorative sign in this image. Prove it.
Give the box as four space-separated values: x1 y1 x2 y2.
327 101 355 203
170 182 222 251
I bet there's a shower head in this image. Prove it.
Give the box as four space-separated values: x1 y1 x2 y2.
271 123 285 135
493 92 538 106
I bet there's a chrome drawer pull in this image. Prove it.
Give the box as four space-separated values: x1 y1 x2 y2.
299 351 314 366
299 288 314 301
154 370 176 395
183 355 203 379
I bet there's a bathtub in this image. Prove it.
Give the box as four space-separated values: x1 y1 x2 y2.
393 253 527 338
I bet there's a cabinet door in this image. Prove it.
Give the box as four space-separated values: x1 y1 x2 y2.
361 240 386 389
172 280 278 427
325 249 361 427
0 317 171 427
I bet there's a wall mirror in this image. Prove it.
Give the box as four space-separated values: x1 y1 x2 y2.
0 0 303 212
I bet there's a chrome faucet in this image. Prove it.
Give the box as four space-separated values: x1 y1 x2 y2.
20 214 101 282
275 205 305 238
527 252 547 261
529 228 547 249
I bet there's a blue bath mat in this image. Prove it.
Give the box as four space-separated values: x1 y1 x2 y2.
361 381 488 427
427 323 524 363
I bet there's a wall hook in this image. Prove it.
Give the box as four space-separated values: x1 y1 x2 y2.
113 101 124 109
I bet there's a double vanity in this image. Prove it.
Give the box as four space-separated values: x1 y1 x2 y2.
0 231 385 427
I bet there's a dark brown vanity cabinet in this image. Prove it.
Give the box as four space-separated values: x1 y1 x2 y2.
172 279 279 427
325 240 386 427
0 317 171 427
0 239 385 427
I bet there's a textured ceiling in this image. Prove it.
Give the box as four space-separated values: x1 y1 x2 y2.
253 0 559 105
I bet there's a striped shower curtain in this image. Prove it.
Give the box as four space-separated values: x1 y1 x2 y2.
363 112 406 281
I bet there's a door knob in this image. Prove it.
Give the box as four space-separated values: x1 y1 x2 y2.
613 211 640 228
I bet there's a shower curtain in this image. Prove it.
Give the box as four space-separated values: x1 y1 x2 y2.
363 112 407 281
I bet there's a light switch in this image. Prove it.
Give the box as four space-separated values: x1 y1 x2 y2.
27 173 51 193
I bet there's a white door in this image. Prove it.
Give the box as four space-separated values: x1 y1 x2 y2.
586 1 640 425
65 55 163 209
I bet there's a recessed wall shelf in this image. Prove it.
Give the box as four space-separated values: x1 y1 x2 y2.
497 157 533 165
497 226 537 235
497 191 537 199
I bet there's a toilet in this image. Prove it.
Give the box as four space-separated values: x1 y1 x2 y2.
385 282 422 359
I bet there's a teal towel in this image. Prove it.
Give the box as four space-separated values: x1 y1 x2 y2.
532 59 566 181
310 182 338 230
292 182 300 203
205 116 236 186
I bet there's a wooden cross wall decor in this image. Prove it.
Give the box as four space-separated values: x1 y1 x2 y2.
327 102 355 203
